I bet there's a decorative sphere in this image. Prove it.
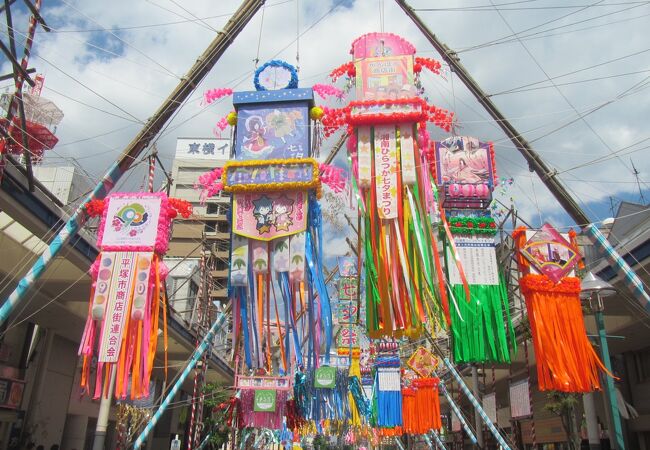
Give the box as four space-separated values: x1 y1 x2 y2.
310 106 324 121
226 111 237 126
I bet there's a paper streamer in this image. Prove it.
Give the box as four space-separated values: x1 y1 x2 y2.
357 126 372 188
399 124 417 185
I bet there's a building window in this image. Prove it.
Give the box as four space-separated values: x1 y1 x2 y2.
207 203 221 215
204 221 217 232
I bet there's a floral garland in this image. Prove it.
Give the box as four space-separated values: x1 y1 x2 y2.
254 60 299 91
319 163 347 193
414 57 442 75
220 158 323 198
321 99 454 136
195 167 224 203
312 83 345 100
329 62 356 83
449 216 497 235
520 273 581 295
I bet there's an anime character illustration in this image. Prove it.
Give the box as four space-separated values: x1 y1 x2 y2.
253 196 274 234
243 116 270 153
265 109 302 143
441 138 490 184
272 195 294 232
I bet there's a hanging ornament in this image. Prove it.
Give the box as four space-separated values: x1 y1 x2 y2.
79 193 192 400
514 223 611 392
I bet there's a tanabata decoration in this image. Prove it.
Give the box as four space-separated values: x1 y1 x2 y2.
373 341 402 428
324 33 455 338
79 193 192 399
402 377 442 435
197 61 341 373
442 214 516 363
514 224 609 392
237 375 291 429
431 135 516 364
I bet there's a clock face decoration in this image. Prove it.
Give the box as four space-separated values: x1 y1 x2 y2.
254 60 299 91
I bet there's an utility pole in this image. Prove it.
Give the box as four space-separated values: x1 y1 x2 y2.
0 0 267 328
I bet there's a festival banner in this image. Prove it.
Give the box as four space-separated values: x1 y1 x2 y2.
232 191 307 241
336 301 359 324
447 237 500 286
521 224 580 283
235 103 309 160
99 196 162 249
483 392 497 425
357 127 372 188
253 389 277 412
373 125 398 219
314 366 337 389
399 124 417 185
98 252 138 363
509 379 532 419
355 56 414 103
338 277 358 301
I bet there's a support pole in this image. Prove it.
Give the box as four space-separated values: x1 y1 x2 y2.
439 382 477 445
471 366 484 448
583 392 602 450
429 430 449 450
395 0 650 312
0 0 266 327
443 359 512 450
133 312 228 449
92 366 117 450
594 308 625 450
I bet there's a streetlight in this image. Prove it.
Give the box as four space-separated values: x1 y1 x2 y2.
580 272 625 450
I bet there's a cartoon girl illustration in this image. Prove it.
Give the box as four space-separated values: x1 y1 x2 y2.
272 195 294 232
252 196 274 234
243 116 269 153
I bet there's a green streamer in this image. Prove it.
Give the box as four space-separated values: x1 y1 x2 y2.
449 277 516 363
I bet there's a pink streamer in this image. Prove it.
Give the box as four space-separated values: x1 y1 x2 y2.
203 87 233 105
195 167 224 203
313 83 345 100
319 163 347 193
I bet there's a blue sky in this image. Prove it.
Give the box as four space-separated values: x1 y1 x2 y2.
1 0 648 235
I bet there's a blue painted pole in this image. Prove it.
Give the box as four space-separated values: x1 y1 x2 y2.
0 0 266 327
429 430 449 450
584 224 650 314
443 358 512 450
134 313 227 449
439 381 478 445
197 433 211 450
0 162 121 326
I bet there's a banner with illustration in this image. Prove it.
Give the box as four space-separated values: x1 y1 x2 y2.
355 56 415 102
235 102 309 160
232 191 307 241
99 196 162 249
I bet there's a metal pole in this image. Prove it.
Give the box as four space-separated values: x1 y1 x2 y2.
0 0 266 327
92 365 117 450
442 358 512 450
133 312 228 449
438 382 478 445
583 392 602 450
471 366 484 448
429 430 449 450
594 303 625 450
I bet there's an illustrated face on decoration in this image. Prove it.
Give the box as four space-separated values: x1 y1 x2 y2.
252 196 274 234
272 196 295 232
243 116 269 153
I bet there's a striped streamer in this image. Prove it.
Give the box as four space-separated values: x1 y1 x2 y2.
583 223 650 313
0 162 122 326
443 358 512 450
134 312 227 449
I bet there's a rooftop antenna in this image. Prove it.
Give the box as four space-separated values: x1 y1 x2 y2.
631 158 646 205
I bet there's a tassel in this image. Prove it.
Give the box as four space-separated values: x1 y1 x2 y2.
521 274 611 392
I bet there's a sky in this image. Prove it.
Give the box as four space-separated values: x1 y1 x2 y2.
2 0 650 256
